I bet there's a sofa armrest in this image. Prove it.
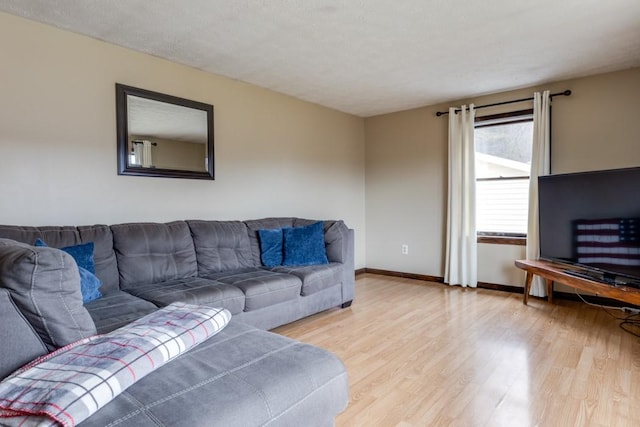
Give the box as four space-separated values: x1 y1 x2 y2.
324 220 349 263
323 221 355 304
341 228 355 304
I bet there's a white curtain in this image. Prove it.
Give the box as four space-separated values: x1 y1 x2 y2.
445 104 477 288
526 91 551 296
131 142 142 166
142 140 154 168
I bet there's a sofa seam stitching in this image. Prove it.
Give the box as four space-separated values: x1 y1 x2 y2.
103 341 298 419
261 372 348 426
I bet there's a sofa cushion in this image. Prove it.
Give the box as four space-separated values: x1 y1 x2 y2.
0 289 48 381
245 218 296 267
0 225 80 248
258 227 286 267
85 291 159 334
0 224 120 295
205 268 302 311
112 221 197 288
293 219 350 263
78 225 120 294
0 239 97 351
34 239 94 272
283 221 329 266
34 238 102 304
272 263 344 296
123 277 246 315
76 267 103 303
187 220 254 274
77 320 349 427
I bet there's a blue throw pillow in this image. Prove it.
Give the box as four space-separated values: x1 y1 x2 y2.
77 267 103 304
258 228 285 267
34 238 102 303
282 221 329 266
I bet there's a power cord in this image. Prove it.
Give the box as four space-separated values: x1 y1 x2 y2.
574 290 640 338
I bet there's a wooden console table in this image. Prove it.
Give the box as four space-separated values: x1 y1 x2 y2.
515 259 640 306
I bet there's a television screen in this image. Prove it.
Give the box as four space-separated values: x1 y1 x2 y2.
538 167 640 285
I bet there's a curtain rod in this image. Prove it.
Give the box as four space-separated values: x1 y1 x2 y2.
435 90 571 117
132 140 158 146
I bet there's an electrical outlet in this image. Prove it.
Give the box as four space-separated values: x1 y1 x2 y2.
401 244 409 255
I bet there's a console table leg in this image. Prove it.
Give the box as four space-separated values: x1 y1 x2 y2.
546 279 554 303
523 272 533 305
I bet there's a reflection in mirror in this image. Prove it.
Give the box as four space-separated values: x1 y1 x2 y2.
116 84 214 180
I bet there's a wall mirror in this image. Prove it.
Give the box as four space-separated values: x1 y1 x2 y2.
116 83 214 180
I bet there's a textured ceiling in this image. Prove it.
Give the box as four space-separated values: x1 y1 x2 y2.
128 96 208 144
1 0 639 117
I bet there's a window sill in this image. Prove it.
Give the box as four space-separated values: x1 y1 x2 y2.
477 235 526 246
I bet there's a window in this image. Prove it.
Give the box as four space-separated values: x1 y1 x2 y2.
475 110 533 237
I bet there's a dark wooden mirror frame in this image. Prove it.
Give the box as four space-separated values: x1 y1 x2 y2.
116 83 215 180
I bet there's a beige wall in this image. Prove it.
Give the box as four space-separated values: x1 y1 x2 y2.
2 11 639 280
0 13 366 268
364 106 447 275
365 67 640 286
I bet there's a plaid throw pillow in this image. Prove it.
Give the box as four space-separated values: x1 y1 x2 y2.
0 302 231 427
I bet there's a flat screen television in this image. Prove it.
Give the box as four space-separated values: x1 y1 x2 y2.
538 167 640 286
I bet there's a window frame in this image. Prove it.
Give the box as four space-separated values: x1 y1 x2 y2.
475 109 533 244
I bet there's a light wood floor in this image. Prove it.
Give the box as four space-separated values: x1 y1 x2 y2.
274 273 640 427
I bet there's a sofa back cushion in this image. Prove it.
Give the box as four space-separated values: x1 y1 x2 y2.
78 225 120 294
0 288 48 381
187 220 254 275
111 222 197 289
0 225 80 248
0 239 97 351
0 224 119 294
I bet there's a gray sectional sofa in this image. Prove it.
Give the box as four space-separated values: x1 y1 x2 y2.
0 217 354 426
